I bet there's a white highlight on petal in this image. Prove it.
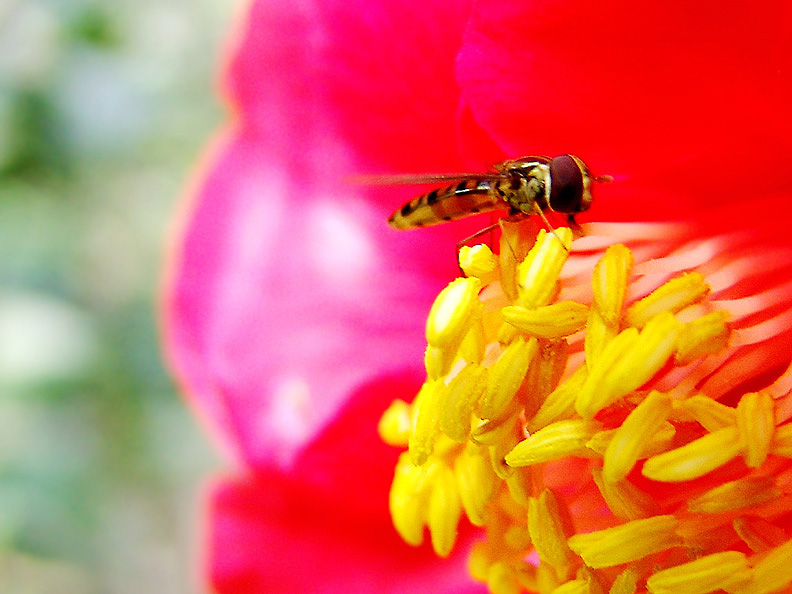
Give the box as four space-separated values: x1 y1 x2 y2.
632 236 728 276
731 308 792 345
705 247 792 294
714 279 792 319
577 222 690 249
235 170 288 273
269 376 313 450
309 199 377 282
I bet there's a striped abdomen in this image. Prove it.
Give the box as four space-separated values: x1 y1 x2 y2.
388 180 504 230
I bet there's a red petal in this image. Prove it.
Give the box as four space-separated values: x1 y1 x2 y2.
206 376 485 593
457 1 792 220
224 0 480 174
208 473 486 594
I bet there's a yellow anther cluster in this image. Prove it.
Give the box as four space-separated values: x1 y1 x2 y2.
379 224 792 594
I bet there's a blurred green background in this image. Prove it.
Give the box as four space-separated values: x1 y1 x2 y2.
0 0 230 591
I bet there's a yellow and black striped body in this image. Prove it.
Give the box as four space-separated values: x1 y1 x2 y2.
387 155 596 231
388 179 506 230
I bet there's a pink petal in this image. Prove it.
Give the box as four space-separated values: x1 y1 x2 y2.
163 127 489 467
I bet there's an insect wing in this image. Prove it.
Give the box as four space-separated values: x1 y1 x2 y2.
349 172 507 185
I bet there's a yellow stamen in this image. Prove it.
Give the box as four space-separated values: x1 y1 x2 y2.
480 336 538 420
428 462 462 557
471 411 521 446
735 391 775 468
604 311 681 391
517 228 572 308
505 418 601 467
729 539 792 594
644 551 751 594
424 344 453 381
592 243 634 326
495 321 520 347
389 452 434 545
534 562 558 593
625 272 710 329
378 398 411 446
502 301 589 339
498 219 536 302
504 467 533 506
686 477 781 514
425 277 483 378
489 426 523 480
454 443 497 526
577 313 680 418
677 394 736 432
503 523 532 551
439 363 488 442
642 426 743 482
487 561 522 594
603 390 673 482
576 327 640 418
426 277 483 348
459 316 487 365
529 365 588 432
408 379 444 466
583 306 618 369
588 421 675 459
733 516 788 552
468 542 492 583
524 339 570 415
609 567 640 594
675 310 731 365
527 489 573 569
566 515 681 568
591 467 660 520
549 574 592 594
459 243 498 281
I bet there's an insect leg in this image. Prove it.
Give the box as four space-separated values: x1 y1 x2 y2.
532 203 569 253
455 220 502 253
567 214 583 237
455 212 527 274
454 222 501 275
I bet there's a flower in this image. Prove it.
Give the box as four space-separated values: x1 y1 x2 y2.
161 0 792 593
382 222 792 593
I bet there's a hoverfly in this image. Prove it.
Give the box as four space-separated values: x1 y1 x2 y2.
385 155 608 236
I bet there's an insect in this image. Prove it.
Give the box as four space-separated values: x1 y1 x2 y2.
386 154 607 235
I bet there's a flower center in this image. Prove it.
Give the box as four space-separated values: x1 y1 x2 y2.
379 221 792 594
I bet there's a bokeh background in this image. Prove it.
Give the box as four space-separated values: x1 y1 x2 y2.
0 0 232 591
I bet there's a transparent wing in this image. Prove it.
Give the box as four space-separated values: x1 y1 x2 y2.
348 172 507 185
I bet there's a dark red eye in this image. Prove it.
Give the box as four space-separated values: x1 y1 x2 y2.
549 155 585 213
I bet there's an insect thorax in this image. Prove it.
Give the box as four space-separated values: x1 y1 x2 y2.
495 164 549 215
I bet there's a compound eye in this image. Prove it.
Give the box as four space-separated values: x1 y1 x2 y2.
549 155 585 213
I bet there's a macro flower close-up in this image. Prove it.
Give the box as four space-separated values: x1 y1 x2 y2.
162 1 792 593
